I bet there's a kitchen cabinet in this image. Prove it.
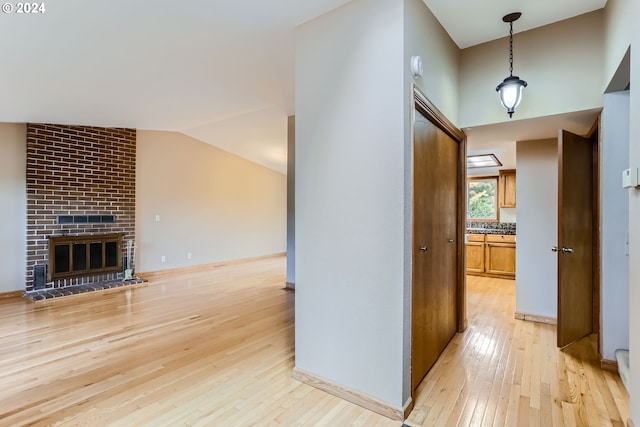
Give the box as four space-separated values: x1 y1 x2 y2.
466 234 516 278
466 234 485 273
498 169 516 208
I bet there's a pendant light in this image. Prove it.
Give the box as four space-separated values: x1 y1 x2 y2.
496 12 527 118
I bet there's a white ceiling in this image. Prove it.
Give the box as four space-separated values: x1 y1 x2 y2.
421 0 607 49
0 0 352 174
0 0 607 174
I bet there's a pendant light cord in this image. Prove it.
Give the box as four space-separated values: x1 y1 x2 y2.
509 21 514 77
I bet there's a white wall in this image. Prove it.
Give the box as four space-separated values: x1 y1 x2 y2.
295 0 406 407
0 123 26 293
604 0 634 90
404 0 459 123
459 11 604 128
601 91 630 361
601 0 639 421
630 91 640 424
500 207 517 223
627 3 640 422
515 139 558 319
136 130 286 273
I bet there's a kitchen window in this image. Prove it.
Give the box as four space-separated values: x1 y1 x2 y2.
467 177 498 221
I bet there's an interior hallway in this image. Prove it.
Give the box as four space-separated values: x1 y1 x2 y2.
406 275 630 426
0 256 629 426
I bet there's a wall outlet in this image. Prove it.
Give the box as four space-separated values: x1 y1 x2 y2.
187 252 192 260
155 214 161 222
161 255 166 263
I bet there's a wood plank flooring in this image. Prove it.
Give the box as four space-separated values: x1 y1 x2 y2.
0 256 630 426
0 256 397 427
405 275 630 427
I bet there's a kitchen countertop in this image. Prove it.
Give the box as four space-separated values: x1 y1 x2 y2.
466 227 516 235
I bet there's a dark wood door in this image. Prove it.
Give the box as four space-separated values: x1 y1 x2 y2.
557 129 594 348
411 109 459 392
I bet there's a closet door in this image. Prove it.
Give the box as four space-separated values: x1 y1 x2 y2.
411 109 459 392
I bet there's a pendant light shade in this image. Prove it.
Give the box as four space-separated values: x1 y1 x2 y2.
496 12 527 118
496 75 527 118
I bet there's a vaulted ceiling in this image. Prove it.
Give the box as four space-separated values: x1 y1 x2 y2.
0 0 607 173
421 0 607 48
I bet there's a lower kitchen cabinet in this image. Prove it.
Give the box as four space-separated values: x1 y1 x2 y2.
466 234 485 274
466 234 516 279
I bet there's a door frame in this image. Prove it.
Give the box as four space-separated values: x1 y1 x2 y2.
586 117 603 359
411 85 467 334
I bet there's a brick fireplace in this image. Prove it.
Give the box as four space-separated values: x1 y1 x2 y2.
25 124 136 292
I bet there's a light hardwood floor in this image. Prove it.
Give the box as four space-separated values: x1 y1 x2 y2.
0 256 630 426
405 275 630 427
0 256 397 427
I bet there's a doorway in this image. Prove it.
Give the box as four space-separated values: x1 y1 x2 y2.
463 111 602 355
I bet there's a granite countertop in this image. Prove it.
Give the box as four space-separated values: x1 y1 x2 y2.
466 221 516 235
466 228 516 235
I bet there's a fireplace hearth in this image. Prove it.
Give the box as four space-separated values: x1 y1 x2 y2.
25 276 147 301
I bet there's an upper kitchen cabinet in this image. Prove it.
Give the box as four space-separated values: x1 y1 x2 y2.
498 169 516 208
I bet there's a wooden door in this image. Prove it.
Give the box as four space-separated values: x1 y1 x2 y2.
411 109 459 392
557 130 593 348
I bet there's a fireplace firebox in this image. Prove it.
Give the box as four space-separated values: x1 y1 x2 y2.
48 233 125 282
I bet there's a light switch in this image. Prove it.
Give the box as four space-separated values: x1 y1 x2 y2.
155 214 161 222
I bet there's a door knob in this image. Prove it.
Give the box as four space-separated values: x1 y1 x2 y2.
551 246 559 252
561 247 574 254
420 246 428 252
448 239 455 243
